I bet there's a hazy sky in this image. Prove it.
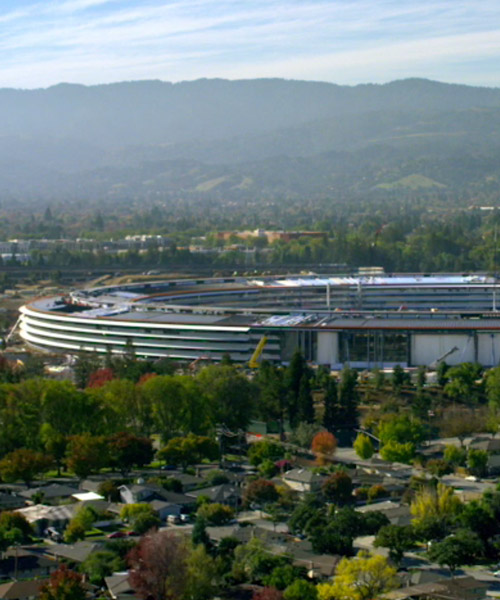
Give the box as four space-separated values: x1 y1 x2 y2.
2 0 500 89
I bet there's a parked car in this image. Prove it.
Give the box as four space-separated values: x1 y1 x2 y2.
167 515 181 525
44 527 63 542
107 531 126 539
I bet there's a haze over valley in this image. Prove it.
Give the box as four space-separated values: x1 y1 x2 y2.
2 77 500 207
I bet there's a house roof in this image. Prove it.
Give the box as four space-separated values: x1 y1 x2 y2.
384 575 488 600
0 493 25 509
105 572 136 598
19 483 78 500
72 491 104 502
0 551 56 578
0 579 48 599
16 503 74 523
149 499 181 511
282 468 325 484
119 484 194 506
187 483 240 502
44 541 102 563
470 437 500 452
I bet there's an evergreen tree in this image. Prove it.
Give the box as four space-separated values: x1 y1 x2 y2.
322 377 338 432
256 361 287 438
285 349 309 428
297 374 314 424
73 352 101 389
191 516 211 551
338 365 359 428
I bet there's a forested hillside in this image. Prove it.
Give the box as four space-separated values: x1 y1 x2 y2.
1 78 500 204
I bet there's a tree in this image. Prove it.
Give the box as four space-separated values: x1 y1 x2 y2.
0 448 52 486
458 500 497 543
253 588 283 600
158 433 219 468
248 440 284 466
283 579 317 600
436 361 449 388
66 434 108 479
467 448 488 477
80 550 124 585
197 502 234 525
378 415 426 446
353 433 374 460
134 511 161 535
0 511 33 543
285 350 310 429
87 368 115 388
410 482 462 539
444 362 483 403
73 352 101 389
192 516 211 550
244 479 280 507
321 471 353 505
486 366 500 410
428 529 484 575
65 506 97 542
184 543 218 600
322 377 338 433
39 565 86 600
40 424 67 477
41 381 99 437
392 364 410 392
311 431 337 465
120 503 160 533
317 551 398 600
232 537 286 583
297 374 314 424
374 524 416 564
264 565 305 591
107 431 154 475
380 440 415 463
256 362 287 436
338 366 359 427
443 444 467 467
128 530 190 600
197 365 258 431
439 409 484 446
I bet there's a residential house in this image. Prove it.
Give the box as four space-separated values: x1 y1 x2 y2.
187 484 241 508
118 484 195 509
43 541 102 565
0 548 56 582
0 493 25 511
384 575 488 600
469 436 500 475
356 500 412 526
0 579 48 600
148 500 182 521
281 468 326 494
105 572 137 599
15 505 74 536
19 484 78 505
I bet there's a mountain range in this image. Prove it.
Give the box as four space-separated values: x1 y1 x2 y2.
2 77 500 205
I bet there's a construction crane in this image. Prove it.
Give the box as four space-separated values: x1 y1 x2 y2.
248 336 268 368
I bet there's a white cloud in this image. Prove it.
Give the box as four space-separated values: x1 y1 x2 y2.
1 0 500 88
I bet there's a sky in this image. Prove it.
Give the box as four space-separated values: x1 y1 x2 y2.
1 0 500 89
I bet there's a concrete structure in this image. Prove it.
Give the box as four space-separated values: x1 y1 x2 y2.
18 273 500 368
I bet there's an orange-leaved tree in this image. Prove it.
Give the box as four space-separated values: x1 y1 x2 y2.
311 430 337 465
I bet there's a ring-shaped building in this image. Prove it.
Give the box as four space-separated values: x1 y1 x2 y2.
18 274 500 368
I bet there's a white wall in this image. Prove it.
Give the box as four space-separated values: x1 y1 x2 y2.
316 332 339 366
478 333 500 366
411 333 475 366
